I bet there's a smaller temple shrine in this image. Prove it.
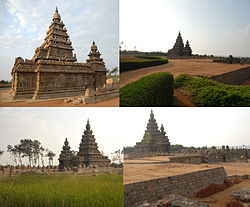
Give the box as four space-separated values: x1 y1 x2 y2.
59 119 110 169
167 31 192 57
134 110 171 153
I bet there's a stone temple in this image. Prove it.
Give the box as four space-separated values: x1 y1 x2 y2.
10 7 106 100
167 31 192 57
135 110 171 153
59 119 110 169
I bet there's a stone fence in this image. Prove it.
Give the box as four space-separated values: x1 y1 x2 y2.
0 165 122 176
169 155 201 164
124 167 227 207
210 66 250 85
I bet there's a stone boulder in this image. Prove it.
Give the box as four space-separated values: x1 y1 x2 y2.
231 188 250 202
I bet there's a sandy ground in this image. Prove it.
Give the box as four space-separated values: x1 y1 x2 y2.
120 57 250 87
0 89 119 107
193 179 250 207
124 156 250 184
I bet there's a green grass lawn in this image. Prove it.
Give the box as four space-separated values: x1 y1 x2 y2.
0 174 123 207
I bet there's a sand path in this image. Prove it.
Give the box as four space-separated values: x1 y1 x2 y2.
124 157 250 184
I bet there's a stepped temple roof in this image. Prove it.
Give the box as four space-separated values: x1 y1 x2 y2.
10 7 107 100
135 110 171 153
59 119 110 169
167 31 192 57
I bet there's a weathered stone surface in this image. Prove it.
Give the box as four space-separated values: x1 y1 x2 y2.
231 188 250 202
10 8 106 100
59 119 110 170
64 78 119 104
132 110 170 157
167 32 192 57
124 167 227 207
170 155 201 164
137 194 209 207
226 200 244 207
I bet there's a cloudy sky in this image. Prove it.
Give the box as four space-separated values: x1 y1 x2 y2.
0 107 250 165
0 0 118 81
120 0 250 57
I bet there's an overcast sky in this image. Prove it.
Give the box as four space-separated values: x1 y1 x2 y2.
0 0 118 81
120 0 250 57
0 107 249 165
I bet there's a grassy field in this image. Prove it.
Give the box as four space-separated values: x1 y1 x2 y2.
0 174 123 207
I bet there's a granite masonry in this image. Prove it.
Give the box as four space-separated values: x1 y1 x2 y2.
133 110 170 156
10 7 106 100
58 119 110 169
124 167 227 207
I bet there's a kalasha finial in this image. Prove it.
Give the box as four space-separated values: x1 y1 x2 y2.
64 138 69 146
56 6 58 12
93 41 95 45
150 109 154 119
86 119 90 129
160 124 164 132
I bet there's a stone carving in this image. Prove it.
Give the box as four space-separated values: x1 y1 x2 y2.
10 7 106 100
134 110 170 155
64 78 119 104
167 31 192 57
59 119 110 169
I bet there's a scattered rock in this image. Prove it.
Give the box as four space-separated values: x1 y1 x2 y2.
231 188 250 202
226 200 244 207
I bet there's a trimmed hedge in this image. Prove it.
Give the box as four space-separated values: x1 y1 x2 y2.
120 72 174 106
134 55 162 60
174 74 250 106
120 58 168 73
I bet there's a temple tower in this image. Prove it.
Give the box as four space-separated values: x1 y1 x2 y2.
135 110 171 153
78 119 110 167
87 41 107 88
184 40 192 56
32 7 77 62
58 138 73 169
167 31 192 57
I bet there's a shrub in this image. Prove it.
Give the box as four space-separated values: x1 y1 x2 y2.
120 58 168 73
134 55 162 60
120 72 174 106
175 74 250 106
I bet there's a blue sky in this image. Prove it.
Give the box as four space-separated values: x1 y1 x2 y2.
0 0 118 81
0 107 250 165
120 0 250 57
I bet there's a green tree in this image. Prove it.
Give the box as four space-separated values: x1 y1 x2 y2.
7 145 17 165
210 146 216 150
20 139 34 166
45 150 56 166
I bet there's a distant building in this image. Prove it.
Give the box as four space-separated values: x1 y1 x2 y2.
167 31 192 57
135 110 171 153
59 119 110 169
10 7 106 100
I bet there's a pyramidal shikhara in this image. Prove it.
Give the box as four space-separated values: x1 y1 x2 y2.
10 7 106 100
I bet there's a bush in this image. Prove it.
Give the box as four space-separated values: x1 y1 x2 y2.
175 74 250 106
134 55 162 60
120 58 168 73
120 72 174 106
